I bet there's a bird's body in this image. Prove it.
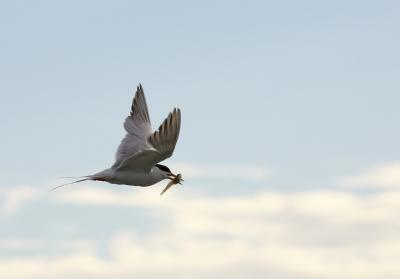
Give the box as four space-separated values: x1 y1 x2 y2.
91 165 169 186
112 167 166 186
53 84 183 194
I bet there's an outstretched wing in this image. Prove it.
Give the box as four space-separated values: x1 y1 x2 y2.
112 84 153 168
116 108 181 172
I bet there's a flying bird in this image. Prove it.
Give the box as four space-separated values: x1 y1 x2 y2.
52 84 183 195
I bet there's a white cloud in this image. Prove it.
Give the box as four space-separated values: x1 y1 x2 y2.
338 162 400 189
2 162 400 278
1 188 400 278
0 186 40 217
0 238 93 253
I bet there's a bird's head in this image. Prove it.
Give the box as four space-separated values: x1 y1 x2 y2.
156 164 184 195
155 164 184 184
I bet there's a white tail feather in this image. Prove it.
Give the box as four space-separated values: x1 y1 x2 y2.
49 178 91 192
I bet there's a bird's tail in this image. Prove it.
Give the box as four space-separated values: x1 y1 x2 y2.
49 177 92 192
56 176 90 179
50 169 112 192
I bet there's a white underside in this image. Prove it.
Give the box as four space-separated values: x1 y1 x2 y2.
95 167 166 187
112 171 162 186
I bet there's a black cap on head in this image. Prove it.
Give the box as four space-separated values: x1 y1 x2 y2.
155 164 171 173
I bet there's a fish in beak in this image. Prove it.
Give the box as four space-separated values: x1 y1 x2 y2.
161 173 183 195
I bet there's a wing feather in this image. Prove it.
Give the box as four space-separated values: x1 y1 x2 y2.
116 108 181 172
112 84 152 168
123 83 152 136
148 108 181 159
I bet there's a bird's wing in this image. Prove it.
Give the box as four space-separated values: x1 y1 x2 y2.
116 108 181 172
112 84 153 168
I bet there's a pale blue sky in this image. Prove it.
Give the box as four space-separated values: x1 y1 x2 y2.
1 1 400 182
1 1 400 192
1 2 400 278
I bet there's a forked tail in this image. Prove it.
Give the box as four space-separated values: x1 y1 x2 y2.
49 177 91 192
50 169 112 192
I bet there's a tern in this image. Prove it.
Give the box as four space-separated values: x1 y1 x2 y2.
52 84 183 195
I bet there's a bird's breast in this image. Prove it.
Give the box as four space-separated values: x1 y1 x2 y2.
111 170 163 186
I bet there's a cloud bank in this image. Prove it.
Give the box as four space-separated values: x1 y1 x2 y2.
338 162 400 189
0 185 399 279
